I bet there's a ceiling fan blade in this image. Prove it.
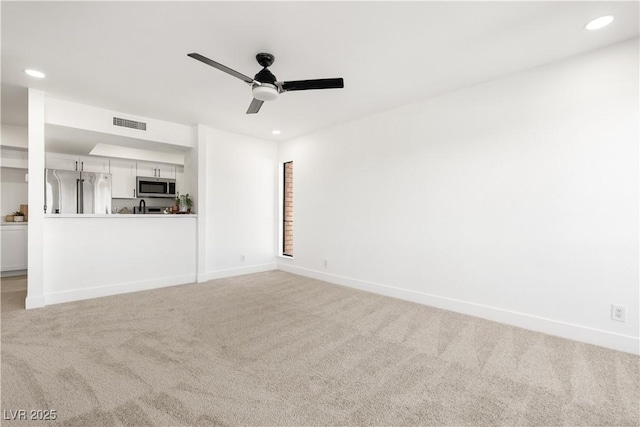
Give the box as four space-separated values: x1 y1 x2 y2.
188 53 254 84
246 98 264 114
280 78 344 92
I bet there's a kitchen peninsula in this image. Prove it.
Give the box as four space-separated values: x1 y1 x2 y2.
22 95 204 309
42 213 197 305
41 142 196 305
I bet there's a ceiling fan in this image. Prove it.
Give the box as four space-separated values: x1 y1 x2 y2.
188 52 344 114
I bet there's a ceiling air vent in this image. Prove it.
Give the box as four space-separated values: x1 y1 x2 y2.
113 117 147 131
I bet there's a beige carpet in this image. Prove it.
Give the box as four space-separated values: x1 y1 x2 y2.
1 271 639 426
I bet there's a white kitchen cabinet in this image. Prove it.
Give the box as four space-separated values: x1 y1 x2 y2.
136 162 156 178
1 224 27 272
80 156 110 173
110 159 137 199
137 161 175 179
46 153 109 173
46 152 77 171
158 164 176 179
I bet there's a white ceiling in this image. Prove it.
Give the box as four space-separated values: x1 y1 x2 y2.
2 1 638 142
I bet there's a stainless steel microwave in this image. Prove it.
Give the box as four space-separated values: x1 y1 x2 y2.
136 176 176 198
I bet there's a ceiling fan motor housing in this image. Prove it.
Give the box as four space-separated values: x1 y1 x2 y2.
254 68 277 84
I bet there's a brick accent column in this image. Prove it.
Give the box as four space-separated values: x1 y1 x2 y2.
283 162 293 256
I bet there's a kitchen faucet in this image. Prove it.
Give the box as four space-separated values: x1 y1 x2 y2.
138 199 146 214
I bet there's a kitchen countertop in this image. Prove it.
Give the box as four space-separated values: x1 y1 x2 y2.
45 214 197 218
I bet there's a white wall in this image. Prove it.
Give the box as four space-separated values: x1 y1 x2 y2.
1 126 29 221
278 38 639 354
45 98 195 148
204 127 278 279
193 125 207 281
1 168 28 217
26 88 46 308
1 124 28 149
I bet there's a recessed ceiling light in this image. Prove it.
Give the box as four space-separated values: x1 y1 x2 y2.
25 69 45 78
585 15 614 30
272 130 281 135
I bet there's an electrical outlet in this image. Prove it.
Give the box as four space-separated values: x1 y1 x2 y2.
611 304 627 322
324 259 328 268
241 255 246 262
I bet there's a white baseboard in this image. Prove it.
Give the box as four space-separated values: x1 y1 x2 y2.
25 294 46 309
43 274 197 306
1 265 27 273
277 264 640 355
201 263 277 282
1 269 27 278
34 264 277 307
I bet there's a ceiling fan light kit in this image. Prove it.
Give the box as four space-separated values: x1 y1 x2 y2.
253 84 279 101
188 52 344 114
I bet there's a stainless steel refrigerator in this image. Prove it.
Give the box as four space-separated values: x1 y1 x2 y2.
45 169 112 214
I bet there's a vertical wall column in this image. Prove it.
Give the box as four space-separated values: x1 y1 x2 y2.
26 89 46 308
195 125 208 282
